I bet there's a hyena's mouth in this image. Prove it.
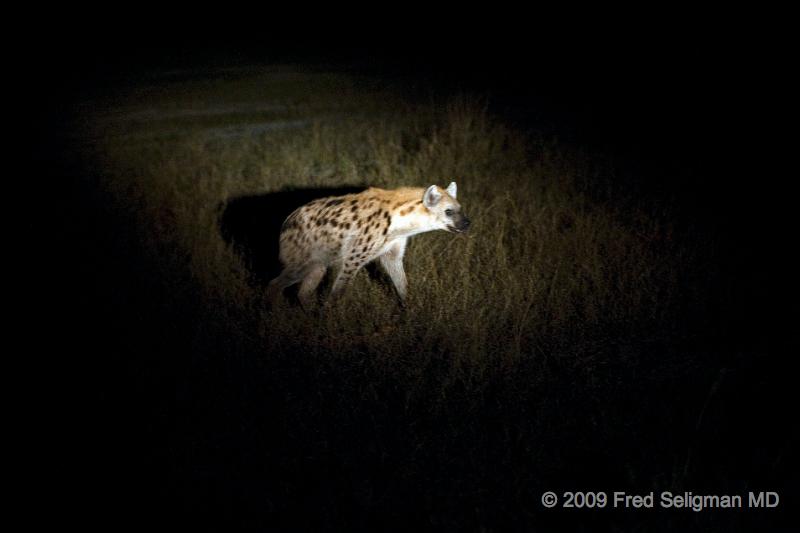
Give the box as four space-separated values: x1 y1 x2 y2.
448 217 471 233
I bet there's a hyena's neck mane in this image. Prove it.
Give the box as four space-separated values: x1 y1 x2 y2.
366 186 425 204
388 190 436 239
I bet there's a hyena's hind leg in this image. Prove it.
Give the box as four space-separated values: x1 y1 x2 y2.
297 264 327 310
266 263 313 305
326 257 368 305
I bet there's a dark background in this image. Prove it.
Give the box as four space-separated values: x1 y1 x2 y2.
34 12 788 221
28 11 794 531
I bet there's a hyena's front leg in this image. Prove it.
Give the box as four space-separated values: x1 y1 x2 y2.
378 240 408 302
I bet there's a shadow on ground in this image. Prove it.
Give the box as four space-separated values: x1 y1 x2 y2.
219 186 366 284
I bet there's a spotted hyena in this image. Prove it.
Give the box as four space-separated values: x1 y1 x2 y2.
267 182 470 307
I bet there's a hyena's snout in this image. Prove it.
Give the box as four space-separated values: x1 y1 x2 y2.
454 213 471 233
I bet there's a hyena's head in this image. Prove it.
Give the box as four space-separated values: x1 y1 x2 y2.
423 182 471 233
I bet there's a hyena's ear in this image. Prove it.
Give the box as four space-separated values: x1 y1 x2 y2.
423 185 442 208
446 181 457 198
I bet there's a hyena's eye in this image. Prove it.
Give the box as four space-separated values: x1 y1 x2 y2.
445 209 454 217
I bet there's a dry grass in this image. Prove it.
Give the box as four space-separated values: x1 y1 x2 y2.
71 67 749 530
86 70 693 371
